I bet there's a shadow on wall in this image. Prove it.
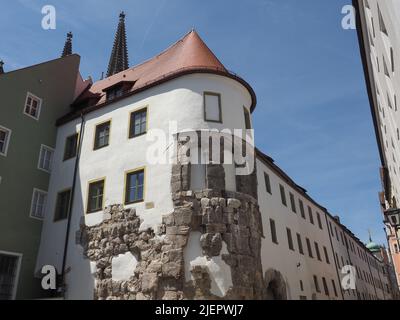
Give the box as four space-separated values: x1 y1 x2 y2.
264 269 288 300
64 166 95 300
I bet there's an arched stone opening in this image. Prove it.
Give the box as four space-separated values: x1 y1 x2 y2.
264 269 287 300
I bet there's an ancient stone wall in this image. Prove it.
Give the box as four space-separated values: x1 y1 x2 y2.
76 133 265 300
77 187 264 300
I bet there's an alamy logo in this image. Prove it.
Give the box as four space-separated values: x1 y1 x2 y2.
41 265 57 290
41 5 56 30
145 122 256 175
341 265 356 290
341 5 356 30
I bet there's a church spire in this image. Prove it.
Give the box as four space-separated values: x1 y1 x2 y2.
0 60 4 75
107 11 129 77
61 32 73 57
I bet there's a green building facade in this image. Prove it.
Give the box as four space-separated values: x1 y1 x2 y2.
0 55 81 299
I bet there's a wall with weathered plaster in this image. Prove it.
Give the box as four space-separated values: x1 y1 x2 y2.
35 73 254 299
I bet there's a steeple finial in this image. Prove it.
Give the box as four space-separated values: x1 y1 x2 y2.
0 60 4 75
107 11 129 77
61 32 73 57
368 229 373 243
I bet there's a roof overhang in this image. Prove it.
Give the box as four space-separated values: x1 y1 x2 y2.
57 67 257 126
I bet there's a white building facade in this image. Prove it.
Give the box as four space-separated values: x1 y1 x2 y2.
35 29 395 300
354 0 400 291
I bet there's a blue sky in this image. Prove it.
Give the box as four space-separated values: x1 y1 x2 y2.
1 0 386 245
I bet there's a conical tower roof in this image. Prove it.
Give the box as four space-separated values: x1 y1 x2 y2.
60 29 257 124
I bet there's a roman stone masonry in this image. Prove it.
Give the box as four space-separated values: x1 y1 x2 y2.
76 134 265 300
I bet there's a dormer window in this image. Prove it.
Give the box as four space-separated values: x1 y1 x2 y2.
103 81 135 102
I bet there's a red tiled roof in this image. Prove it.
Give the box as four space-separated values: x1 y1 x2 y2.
57 30 256 125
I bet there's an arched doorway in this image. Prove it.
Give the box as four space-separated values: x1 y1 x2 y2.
264 269 288 300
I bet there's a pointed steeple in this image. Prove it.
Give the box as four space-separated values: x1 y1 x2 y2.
107 11 129 77
61 32 73 57
0 60 4 75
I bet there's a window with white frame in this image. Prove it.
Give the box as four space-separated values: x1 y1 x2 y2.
38 145 54 172
30 189 47 219
23 93 42 120
0 252 22 300
0 126 11 156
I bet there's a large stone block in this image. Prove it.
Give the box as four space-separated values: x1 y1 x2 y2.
200 233 223 257
141 273 158 293
227 198 241 209
173 207 193 226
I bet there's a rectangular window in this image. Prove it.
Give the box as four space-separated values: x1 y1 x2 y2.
384 56 390 77
323 246 330 264
287 228 294 251
316 212 323 230
313 275 320 293
391 48 395 73
290 193 296 213
335 227 339 241
322 277 330 296
299 200 305 219
270 219 278 245
308 206 314 225
243 107 251 130
38 145 54 172
129 108 147 138
204 92 222 123
279 185 287 207
329 222 334 236
23 92 42 120
264 173 271 194
30 189 47 220
87 179 105 213
0 252 21 300
94 121 111 150
64 133 78 161
306 238 313 258
0 126 11 156
54 189 71 222
378 5 388 35
297 233 304 255
315 242 322 261
125 169 145 204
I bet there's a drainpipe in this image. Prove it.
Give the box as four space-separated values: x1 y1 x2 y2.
60 112 86 297
324 213 345 300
